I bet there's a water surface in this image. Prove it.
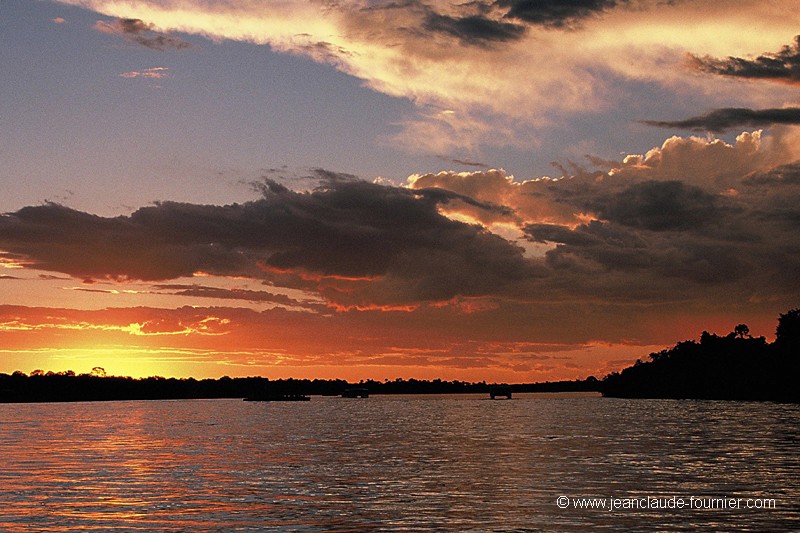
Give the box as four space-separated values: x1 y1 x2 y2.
1 394 797 531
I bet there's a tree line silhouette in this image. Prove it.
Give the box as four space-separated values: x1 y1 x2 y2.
0 371 599 403
600 308 800 402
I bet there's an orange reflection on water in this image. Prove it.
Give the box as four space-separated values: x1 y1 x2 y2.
0 401 254 531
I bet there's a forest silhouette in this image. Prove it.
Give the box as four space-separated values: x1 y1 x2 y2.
0 372 597 403
601 308 800 402
1 308 797 403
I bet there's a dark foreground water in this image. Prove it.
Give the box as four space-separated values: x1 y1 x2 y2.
0 394 798 532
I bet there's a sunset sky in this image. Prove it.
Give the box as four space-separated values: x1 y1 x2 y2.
2 0 800 381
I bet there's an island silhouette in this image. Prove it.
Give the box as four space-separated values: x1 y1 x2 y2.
1 308 797 403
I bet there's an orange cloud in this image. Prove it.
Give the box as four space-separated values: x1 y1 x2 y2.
1 252 30 269
407 169 581 227
0 315 230 337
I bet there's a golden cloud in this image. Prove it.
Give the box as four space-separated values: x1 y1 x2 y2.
54 0 800 150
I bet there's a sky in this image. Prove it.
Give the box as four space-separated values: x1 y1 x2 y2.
1 0 800 382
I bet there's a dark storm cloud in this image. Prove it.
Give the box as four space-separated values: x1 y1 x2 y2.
0 174 536 306
741 163 800 225
496 0 620 27
363 0 625 47
526 220 645 248
689 35 800 84
406 153 800 301
642 107 800 133
371 1 526 46
95 18 193 51
0 202 250 281
5 160 800 312
527 220 652 274
522 171 800 296
591 180 720 231
422 12 526 45
742 161 800 187
526 219 747 285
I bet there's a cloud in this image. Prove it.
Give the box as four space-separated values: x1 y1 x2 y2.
39 274 71 280
437 156 490 169
6 130 800 379
497 0 619 27
119 66 169 79
3 127 800 354
56 0 800 151
64 286 133 295
0 309 229 337
151 283 314 308
743 161 800 187
405 129 797 226
587 180 721 232
0 172 537 307
411 129 800 309
517 140 800 303
605 130 799 190
421 12 526 46
0 303 638 380
690 35 800 85
741 162 800 226
406 169 583 227
533 213 790 291
4 130 799 314
94 18 192 51
643 107 800 133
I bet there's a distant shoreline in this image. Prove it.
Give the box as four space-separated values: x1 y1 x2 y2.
0 374 600 404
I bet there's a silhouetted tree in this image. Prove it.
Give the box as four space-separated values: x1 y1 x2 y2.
775 308 800 349
734 324 750 338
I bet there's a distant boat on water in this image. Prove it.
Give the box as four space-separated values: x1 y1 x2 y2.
243 393 310 402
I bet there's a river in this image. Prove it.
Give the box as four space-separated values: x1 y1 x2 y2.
1 394 797 531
